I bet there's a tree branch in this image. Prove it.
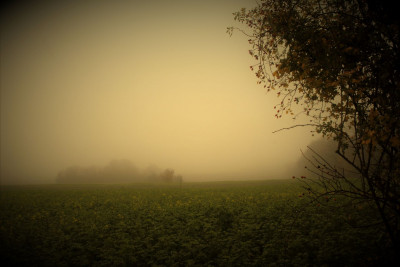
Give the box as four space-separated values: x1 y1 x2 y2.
272 123 317 133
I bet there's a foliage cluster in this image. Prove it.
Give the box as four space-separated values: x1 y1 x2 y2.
0 181 387 266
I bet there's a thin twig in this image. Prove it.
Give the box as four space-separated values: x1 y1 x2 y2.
272 123 317 133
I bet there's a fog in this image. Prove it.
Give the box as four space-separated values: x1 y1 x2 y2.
1 0 316 185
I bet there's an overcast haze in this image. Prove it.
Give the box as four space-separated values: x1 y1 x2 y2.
1 0 315 185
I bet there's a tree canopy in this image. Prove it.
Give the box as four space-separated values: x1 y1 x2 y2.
230 0 399 252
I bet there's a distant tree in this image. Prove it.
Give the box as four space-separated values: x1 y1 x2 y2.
143 164 162 182
160 168 175 183
230 0 400 252
103 159 139 183
56 165 84 184
56 170 67 184
287 138 352 178
57 159 141 184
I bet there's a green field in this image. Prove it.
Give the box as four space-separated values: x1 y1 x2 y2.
0 180 387 266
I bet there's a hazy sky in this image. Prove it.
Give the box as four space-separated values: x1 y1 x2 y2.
1 0 316 184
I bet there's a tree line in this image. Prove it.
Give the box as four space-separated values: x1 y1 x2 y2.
56 159 182 184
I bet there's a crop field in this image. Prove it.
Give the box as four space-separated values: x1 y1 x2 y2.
0 180 386 266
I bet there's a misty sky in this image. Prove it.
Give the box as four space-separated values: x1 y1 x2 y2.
1 0 316 184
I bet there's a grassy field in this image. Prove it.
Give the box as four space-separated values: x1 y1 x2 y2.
0 179 388 266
